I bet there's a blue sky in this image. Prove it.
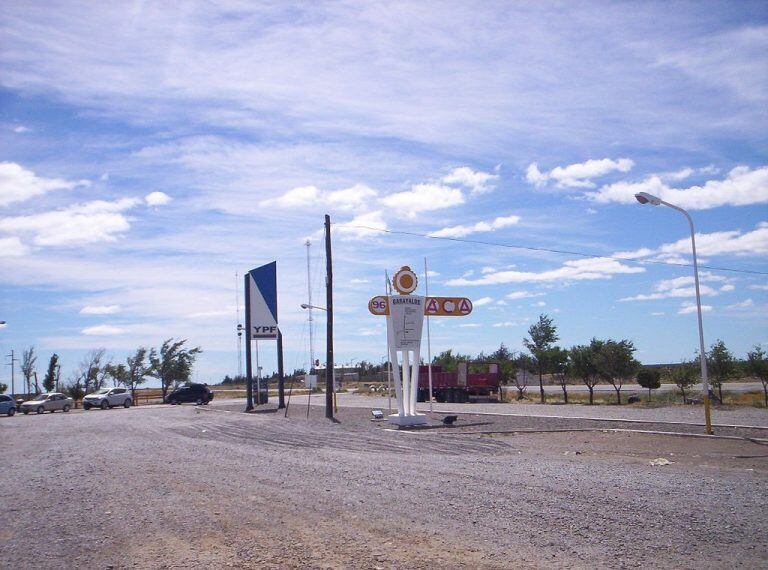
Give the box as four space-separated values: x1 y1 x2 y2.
1 1 766 387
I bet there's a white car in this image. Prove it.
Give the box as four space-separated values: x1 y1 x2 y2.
20 393 73 414
83 387 132 410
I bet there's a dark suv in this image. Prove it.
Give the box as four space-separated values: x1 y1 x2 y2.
165 383 214 405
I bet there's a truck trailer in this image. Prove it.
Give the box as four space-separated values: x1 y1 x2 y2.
416 363 500 403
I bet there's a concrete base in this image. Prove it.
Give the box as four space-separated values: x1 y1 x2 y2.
387 413 429 427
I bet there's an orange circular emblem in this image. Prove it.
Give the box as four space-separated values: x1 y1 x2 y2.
393 266 418 295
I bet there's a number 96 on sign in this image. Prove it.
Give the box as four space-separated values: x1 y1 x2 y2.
368 296 472 317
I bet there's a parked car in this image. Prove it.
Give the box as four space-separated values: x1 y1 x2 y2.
20 393 73 414
165 383 214 405
0 394 17 416
83 387 132 410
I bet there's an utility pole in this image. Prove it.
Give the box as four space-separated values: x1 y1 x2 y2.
277 330 285 409
324 214 334 420
6 350 18 398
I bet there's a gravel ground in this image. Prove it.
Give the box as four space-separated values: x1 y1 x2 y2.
1 402 767 569
304 392 768 428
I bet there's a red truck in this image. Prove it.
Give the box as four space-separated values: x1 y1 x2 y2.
416 363 499 403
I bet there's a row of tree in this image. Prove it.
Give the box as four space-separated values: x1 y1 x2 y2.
6 339 202 402
433 314 768 406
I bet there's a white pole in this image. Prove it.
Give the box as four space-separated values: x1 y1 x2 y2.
424 257 433 413
235 272 242 378
662 201 712 434
255 339 261 405
402 349 411 416
385 270 392 413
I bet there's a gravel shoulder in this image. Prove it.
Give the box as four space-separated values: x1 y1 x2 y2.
1 402 766 569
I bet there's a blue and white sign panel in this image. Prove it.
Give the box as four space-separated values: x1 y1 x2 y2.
248 262 278 339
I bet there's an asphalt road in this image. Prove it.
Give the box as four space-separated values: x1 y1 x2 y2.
2 401 766 569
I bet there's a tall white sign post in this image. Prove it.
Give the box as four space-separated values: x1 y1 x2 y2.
369 266 473 427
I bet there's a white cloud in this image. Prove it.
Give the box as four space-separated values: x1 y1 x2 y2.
447 257 643 286
526 158 634 189
335 210 387 240
428 215 520 238
749 284 768 291
261 183 378 213
0 236 29 257
380 183 464 218
474 296 493 306
350 278 370 284
617 222 768 261
481 266 497 274
80 305 121 315
459 323 481 328
720 284 735 292
12 125 30 133
81 325 125 336
0 162 90 207
531 301 547 307
678 302 712 315
492 321 518 327
728 299 754 309
589 165 768 209
651 312 665 316
441 166 498 195
145 191 171 206
620 275 723 301
261 185 321 208
506 290 544 300
0 198 140 246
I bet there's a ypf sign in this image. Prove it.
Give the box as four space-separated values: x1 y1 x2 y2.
368 266 473 426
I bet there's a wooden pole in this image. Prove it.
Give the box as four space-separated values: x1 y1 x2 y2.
325 214 334 420
244 273 254 411
277 329 285 409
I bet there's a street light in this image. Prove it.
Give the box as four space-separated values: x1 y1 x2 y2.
301 303 327 311
634 191 713 434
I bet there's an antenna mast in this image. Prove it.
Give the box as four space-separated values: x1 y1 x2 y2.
236 272 243 378
306 239 315 371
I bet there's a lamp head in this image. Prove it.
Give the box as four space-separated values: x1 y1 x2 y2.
635 192 662 206
300 303 309 309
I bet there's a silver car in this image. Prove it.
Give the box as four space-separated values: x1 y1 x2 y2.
82 387 132 410
20 393 73 415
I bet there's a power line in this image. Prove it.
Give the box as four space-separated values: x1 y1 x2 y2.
332 224 768 277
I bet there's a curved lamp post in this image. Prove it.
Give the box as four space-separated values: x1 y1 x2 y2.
635 191 713 434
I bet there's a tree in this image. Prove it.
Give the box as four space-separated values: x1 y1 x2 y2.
489 343 516 395
548 347 570 403
122 348 150 401
745 345 768 407
0 382 7 394
149 338 202 400
64 376 85 406
636 368 661 403
42 354 59 392
595 339 639 405
707 339 735 404
104 363 129 388
79 348 106 395
569 341 601 404
512 354 535 400
21 346 37 396
523 314 559 404
432 349 470 373
665 361 697 404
